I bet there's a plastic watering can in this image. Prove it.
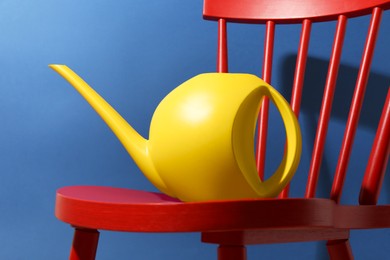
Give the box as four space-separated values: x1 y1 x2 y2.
50 65 302 202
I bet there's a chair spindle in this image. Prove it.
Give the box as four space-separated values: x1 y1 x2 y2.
359 88 390 205
217 18 228 73
331 8 383 203
305 15 348 198
256 21 275 180
279 19 312 198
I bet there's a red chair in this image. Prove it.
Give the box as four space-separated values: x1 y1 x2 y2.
55 0 390 259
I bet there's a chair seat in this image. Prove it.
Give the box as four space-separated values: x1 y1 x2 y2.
335 204 390 229
56 185 338 232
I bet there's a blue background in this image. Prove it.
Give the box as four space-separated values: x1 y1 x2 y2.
0 0 389 259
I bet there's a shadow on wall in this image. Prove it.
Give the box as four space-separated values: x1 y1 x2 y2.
281 54 389 133
279 54 389 197
280 54 389 260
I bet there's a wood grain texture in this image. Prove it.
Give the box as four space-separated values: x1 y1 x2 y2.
202 229 350 245
56 186 336 232
57 186 390 232
335 205 390 229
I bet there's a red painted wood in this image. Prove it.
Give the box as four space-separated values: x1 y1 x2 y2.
359 89 390 205
69 228 99 260
217 19 228 72
59 187 390 245
56 186 336 232
256 21 274 180
335 204 390 229
331 8 383 203
261 21 275 84
202 203 390 244
218 245 246 260
203 0 390 23
305 15 347 198
326 239 354 260
202 229 350 245
256 100 269 180
290 19 312 119
280 19 312 198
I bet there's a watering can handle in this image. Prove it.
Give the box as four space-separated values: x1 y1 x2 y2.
240 84 302 198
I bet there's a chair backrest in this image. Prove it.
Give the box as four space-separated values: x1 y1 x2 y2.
203 0 390 203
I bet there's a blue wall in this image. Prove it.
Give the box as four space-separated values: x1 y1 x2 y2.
0 0 389 259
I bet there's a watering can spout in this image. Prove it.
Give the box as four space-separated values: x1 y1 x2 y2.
49 65 172 196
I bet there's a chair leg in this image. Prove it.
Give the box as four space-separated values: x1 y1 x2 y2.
69 228 100 260
326 239 354 260
218 245 247 260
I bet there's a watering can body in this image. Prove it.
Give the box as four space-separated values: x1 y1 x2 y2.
50 65 301 202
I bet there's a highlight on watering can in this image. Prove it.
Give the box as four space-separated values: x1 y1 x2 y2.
50 64 302 202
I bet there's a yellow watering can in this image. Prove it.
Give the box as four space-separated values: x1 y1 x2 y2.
50 65 302 202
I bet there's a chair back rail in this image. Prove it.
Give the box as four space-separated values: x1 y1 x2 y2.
204 0 390 23
204 0 390 201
